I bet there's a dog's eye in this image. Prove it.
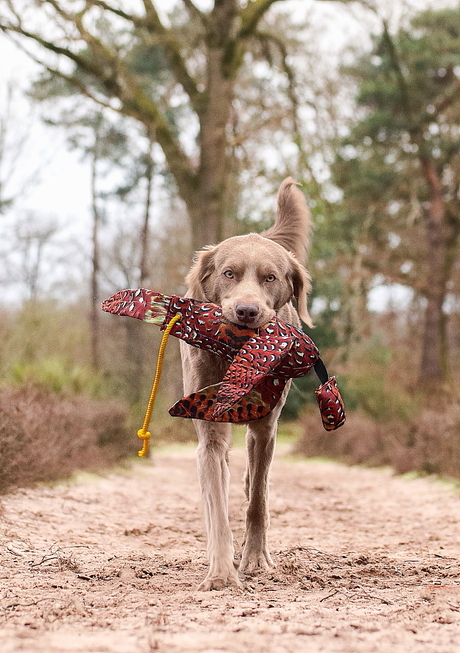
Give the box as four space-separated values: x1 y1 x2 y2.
265 274 276 282
223 270 234 279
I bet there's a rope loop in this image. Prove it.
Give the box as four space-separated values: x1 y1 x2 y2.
137 313 181 457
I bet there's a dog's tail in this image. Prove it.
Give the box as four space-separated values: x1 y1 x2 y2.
261 177 313 262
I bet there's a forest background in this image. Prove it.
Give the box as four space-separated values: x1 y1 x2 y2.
0 0 460 492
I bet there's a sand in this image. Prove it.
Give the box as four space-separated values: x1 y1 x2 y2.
1 441 459 652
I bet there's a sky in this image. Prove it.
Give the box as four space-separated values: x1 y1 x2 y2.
0 39 92 219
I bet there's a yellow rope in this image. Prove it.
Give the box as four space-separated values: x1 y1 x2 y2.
137 313 181 457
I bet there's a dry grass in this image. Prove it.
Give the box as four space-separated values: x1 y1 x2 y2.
0 386 133 493
295 400 460 478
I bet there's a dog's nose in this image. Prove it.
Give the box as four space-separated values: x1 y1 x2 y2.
235 303 260 323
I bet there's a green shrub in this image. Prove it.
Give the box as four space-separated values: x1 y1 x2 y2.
8 357 102 396
339 337 420 422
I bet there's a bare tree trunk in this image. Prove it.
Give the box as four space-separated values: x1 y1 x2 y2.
186 0 238 250
419 158 451 386
89 117 102 372
139 130 155 287
195 61 234 248
125 130 156 405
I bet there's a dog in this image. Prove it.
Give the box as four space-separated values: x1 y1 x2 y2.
180 177 313 590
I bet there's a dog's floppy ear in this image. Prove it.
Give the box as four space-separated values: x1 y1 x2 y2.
185 246 217 301
290 257 313 328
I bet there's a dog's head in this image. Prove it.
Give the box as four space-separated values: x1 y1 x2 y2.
185 235 312 328
185 179 313 329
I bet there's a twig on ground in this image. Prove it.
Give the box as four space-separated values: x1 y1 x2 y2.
3 597 55 611
5 544 29 557
29 545 81 572
320 589 344 602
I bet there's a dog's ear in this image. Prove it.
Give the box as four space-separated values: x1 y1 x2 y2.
261 177 313 262
290 257 313 328
185 246 217 301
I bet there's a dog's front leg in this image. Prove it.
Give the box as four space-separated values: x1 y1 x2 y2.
180 343 240 590
195 420 241 591
240 403 285 573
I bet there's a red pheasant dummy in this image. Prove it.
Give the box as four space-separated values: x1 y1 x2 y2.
101 289 346 431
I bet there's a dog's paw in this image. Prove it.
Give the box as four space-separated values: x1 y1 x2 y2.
197 570 242 591
239 549 275 574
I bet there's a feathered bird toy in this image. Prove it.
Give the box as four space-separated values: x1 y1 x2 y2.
102 288 346 433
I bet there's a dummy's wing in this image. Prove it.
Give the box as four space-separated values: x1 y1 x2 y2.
168 377 288 423
212 334 293 418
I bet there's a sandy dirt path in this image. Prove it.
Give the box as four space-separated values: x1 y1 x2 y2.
1 440 460 653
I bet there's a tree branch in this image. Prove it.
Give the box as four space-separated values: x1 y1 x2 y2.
0 16 199 206
426 78 460 122
136 0 204 113
239 0 286 38
141 0 159 22
42 0 79 22
33 1 204 114
180 0 206 27
5 34 117 112
255 30 299 130
253 29 323 190
380 19 412 116
0 22 116 86
86 0 143 25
